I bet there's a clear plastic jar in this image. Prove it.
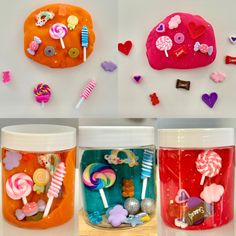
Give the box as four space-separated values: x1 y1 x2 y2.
79 126 156 229
1 124 76 229
158 128 235 230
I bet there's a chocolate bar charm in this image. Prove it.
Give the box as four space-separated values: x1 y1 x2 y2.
184 203 206 225
176 79 191 90
225 56 236 64
172 45 189 58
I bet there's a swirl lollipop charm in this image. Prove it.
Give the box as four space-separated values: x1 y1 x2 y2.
43 162 66 218
156 36 173 57
83 163 116 209
33 168 50 194
49 23 68 49
6 173 33 205
196 150 222 185
34 83 51 109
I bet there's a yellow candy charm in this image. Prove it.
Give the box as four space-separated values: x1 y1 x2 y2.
67 15 79 30
33 168 50 187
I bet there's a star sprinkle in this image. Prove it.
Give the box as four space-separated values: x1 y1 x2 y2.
123 215 144 227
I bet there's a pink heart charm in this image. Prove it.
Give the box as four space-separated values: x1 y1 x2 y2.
175 189 190 204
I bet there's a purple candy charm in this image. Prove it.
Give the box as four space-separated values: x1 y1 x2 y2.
202 92 218 108
133 75 143 83
108 205 128 227
101 61 117 72
156 23 165 33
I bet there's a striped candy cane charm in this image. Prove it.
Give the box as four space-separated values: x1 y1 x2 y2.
141 149 155 199
75 80 96 110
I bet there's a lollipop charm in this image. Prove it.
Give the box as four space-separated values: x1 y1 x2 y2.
6 173 33 205
67 15 79 30
75 80 96 110
49 23 68 49
83 163 116 209
141 149 154 200
43 162 66 218
33 168 50 194
196 150 222 185
156 36 173 57
34 83 51 109
81 26 89 62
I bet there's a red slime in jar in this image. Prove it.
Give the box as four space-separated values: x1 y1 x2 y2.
159 147 235 230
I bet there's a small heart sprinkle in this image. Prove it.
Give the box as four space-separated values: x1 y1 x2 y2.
229 35 236 44
133 75 143 83
210 72 226 83
156 23 165 33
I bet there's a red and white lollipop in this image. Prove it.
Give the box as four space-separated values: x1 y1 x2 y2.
196 150 222 185
49 23 68 49
156 36 173 57
6 173 33 205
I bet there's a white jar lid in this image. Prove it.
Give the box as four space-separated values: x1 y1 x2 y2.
78 126 155 148
1 124 76 152
158 128 235 148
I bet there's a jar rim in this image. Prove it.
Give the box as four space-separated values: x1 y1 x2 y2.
1 124 76 152
158 128 235 148
78 126 155 148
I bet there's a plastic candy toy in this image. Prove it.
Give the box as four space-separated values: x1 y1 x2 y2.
141 149 154 199
176 79 190 90
225 56 236 64
118 40 133 55
6 173 33 205
133 75 143 83
67 15 79 30
201 92 218 108
146 12 217 70
229 36 236 44
27 36 42 56
81 26 89 62
75 80 96 110
82 163 116 209
35 11 55 27
2 71 11 84
49 23 68 49
210 72 226 83
43 162 66 217
200 184 224 204
33 168 50 194
34 83 51 108
196 150 222 185
149 93 160 106
101 61 117 72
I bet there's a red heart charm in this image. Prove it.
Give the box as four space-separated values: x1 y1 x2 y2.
118 40 133 55
188 22 206 39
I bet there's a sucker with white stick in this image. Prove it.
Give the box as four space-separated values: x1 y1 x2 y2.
81 25 88 62
43 162 66 218
75 80 96 110
141 149 154 200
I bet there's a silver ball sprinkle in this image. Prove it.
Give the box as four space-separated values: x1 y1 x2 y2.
124 198 140 215
141 198 155 214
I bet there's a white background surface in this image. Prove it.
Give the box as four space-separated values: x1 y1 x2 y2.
118 0 236 118
0 0 118 118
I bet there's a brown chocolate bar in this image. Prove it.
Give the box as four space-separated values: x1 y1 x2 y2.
184 203 206 225
176 79 191 90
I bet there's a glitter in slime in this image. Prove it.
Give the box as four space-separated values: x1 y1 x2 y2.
82 163 116 209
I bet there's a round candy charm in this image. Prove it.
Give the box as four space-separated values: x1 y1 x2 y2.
124 198 140 215
141 198 155 214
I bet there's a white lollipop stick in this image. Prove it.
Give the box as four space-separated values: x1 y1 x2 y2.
43 196 54 218
99 188 109 209
200 174 206 186
83 47 87 62
141 178 148 200
75 80 96 110
164 49 169 57
22 197 28 205
60 38 65 49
